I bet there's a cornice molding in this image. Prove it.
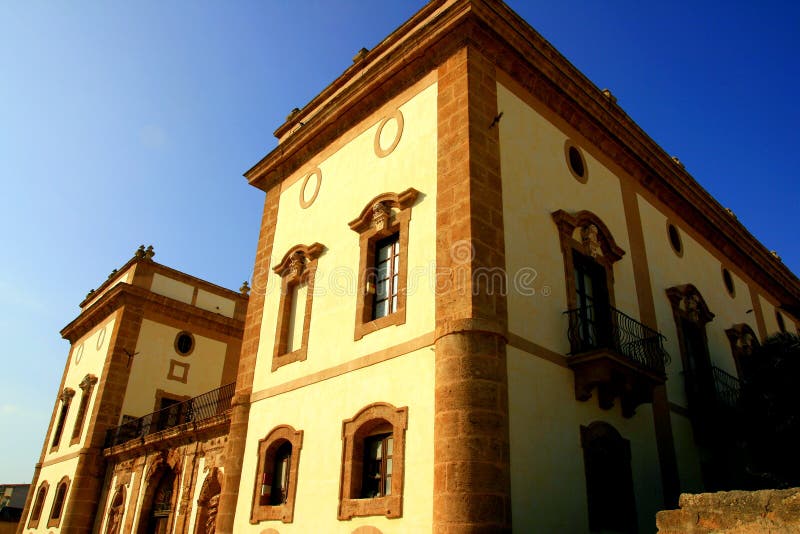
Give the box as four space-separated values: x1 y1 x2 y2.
62 283 245 344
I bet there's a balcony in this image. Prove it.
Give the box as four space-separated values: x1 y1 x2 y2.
104 382 235 448
711 366 742 409
565 305 671 417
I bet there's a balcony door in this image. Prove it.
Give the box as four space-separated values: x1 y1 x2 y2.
574 251 611 351
680 317 714 405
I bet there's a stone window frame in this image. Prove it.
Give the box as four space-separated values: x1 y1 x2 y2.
552 210 625 313
725 323 760 379
70 373 98 445
564 139 589 183
666 284 716 408
250 425 304 524
47 475 71 528
51 387 76 451
27 480 49 529
338 402 408 520
348 189 419 341
271 243 325 372
776 310 787 333
580 422 638 533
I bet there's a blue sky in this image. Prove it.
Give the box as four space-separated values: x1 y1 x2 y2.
0 1 797 483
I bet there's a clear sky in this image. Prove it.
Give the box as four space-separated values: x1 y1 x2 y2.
0 1 797 483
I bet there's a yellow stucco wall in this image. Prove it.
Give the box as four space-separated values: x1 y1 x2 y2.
236 346 435 533
121 319 228 419
195 288 235 319
45 315 117 459
497 81 639 357
250 80 438 394
507 347 663 533
637 197 758 405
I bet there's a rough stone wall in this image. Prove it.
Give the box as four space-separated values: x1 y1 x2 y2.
656 488 800 533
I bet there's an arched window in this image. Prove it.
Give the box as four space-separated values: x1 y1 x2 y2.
47 476 70 528
339 403 408 520
581 422 637 533
27 480 49 529
251 425 303 523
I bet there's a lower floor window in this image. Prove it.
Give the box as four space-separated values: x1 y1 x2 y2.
362 430 393 498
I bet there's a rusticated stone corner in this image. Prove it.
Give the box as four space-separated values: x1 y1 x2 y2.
656 488 800 533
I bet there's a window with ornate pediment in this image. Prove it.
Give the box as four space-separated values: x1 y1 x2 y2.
51 387 75 450
349 189 419 340
552 210 625 355
71 373 98 445
272 243 324 372
666 284 715 409
251 425 303 524
725 323 760 380
338 402 407 520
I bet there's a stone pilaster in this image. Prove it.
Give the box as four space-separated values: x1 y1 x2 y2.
434 43 511 533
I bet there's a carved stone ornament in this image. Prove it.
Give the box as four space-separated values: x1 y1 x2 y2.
289 251 306 278
581 224 603 258
60 388 76 402
666 284 715 326
79 374 98 390
372 201 392 232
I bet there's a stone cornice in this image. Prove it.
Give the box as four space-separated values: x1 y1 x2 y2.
62 283 245 344
243 0 800 310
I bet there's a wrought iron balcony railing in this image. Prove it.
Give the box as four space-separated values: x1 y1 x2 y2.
104 382 235 448
711 366 742 408
565 305 670 374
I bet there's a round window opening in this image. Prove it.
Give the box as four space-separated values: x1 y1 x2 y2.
568 146 585 179
722 268 735 297
667 223 683 255
175 332 194 355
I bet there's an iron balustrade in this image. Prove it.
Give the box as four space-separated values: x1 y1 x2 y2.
104 382 235 448
711 366 742 408
565 305 670 374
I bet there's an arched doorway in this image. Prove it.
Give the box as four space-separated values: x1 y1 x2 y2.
137 464 177 534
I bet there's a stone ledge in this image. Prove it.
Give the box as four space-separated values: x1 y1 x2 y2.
656 488 800 533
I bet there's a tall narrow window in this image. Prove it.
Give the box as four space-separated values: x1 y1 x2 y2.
552 210 624 356
272 243 324 372
251 425 303 523
71 374 98 445
51 388 75 449
581 422 637 533
372 234 400 320
349 188 418 340
666 284 715 410
27 481 49 529
47 476 70 528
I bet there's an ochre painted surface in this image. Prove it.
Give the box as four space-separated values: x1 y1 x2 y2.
150 272 194 305
507 346 664 534
250 82 438 394
121 318 228 418
44 316 116 459
25 455 79 532
196 288 236 319
235 347 435 533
